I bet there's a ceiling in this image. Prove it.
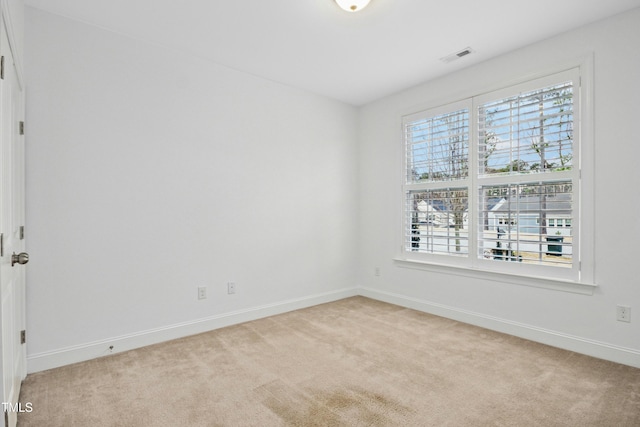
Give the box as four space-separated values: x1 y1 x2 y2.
24 0 640 106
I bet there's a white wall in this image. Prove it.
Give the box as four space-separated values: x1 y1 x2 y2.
25 8 359 371
25 6 640 372
358 9 640 366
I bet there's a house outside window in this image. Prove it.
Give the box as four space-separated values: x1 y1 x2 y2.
402 67 590 283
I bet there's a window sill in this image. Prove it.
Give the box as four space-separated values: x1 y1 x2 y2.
393 258 596 295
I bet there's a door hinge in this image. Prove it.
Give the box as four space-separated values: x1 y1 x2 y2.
0 233 3 257
19 226 24 240
19 121 24 135
1 55 4 80
20 330 26 345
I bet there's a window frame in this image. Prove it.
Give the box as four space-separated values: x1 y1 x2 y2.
403 99 472 267
398 63 595 292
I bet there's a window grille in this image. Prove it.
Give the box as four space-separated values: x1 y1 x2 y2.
406 109 469 183
405 188 469 256
478 182 573 267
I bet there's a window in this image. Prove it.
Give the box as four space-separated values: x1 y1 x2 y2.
405 105 470 257
402 68 588 283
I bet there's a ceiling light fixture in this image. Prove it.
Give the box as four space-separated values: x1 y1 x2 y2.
335 0 371 12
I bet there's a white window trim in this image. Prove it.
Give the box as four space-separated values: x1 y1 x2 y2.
397 57 595 294
393 257 596 295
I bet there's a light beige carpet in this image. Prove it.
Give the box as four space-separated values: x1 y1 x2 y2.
18 296 640 426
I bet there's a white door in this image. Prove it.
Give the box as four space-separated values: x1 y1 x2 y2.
0 21 27 427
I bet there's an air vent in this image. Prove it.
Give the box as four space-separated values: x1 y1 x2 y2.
440 47 475 64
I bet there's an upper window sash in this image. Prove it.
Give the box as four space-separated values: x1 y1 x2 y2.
478 81 574 178
404 100 471 186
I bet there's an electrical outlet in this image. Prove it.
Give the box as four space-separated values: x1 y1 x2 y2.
227 282 236 294
198 286 207 300
375 267 380 276
616 305 630 323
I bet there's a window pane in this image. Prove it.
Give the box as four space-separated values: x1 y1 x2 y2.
478 82 573 176
406 188 469 255
406 109 469 183
478 182 572 267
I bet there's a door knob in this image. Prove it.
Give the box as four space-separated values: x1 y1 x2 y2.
11 252 29 267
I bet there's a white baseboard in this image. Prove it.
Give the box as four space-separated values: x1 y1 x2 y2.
359 287 640 369
27 287 358 373
27 285 640 373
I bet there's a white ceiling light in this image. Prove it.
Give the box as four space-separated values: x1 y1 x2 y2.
335 0 371 12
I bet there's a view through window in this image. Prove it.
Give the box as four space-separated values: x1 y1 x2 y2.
403 69 581 280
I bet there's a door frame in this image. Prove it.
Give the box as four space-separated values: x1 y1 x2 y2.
0 6 26 426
